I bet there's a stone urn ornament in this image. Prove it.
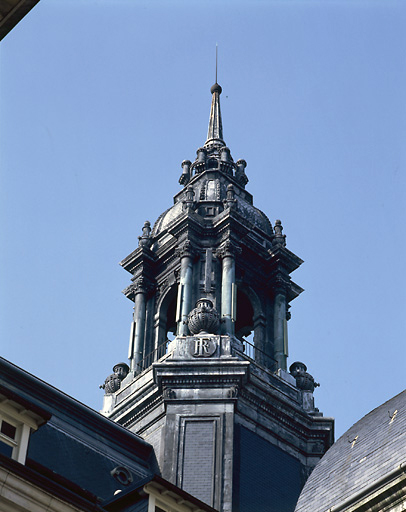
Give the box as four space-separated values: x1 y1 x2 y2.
289 362 320 392
187 298 220 335
100 362 130 394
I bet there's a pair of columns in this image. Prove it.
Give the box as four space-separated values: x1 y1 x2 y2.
175 241 238 337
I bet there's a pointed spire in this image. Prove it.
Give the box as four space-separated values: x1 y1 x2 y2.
205 82 225 147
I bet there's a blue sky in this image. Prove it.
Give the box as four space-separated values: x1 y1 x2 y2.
1 0 405 439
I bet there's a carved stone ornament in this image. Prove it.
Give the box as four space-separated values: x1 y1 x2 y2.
289 362 320 392
187 298 220 335
163 387 176 399
272 219 286 247
216 240 241 260
189 336 218 358
100 362 130 394
138 220 152 248
227 386 239 398
179 159 192 186
223 183 237 210
235 159 249 186
110 466 133 486
272 272 290 294
130 276 153 296
183 185 195 210
176 239 196 260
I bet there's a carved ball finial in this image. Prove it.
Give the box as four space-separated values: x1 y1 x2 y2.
273 219 286 247
138 221 152 248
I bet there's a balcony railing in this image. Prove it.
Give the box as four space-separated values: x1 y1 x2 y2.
234 337 278 374
136 340 170 374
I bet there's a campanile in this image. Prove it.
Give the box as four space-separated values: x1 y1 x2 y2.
101 81 334 512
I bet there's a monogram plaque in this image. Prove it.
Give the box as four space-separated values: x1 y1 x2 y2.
189 336 218 358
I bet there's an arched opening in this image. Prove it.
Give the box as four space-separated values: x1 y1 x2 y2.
154 285 178 361
235 289 255 359
166 294 177 341
234 286 272 368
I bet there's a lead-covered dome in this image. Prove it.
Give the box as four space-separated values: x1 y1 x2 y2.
295 390 406 512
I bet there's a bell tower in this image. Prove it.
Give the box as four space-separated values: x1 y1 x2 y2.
101 82 334 512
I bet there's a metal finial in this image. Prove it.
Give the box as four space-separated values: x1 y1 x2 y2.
216 43 218 84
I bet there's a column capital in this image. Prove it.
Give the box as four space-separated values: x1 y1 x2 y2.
271 272 290 295
175 239 197 260
131 276 154 295
216 240 241 260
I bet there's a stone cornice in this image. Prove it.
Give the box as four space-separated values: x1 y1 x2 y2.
267 244 304 273
120 245 156 275
153 359 250 391
288 280 305 302
120 394 164 431
107 373 164 429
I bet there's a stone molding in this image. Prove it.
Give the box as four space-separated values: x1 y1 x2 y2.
215 240 241 260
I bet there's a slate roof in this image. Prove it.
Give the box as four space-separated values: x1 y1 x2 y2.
0 357 154 501
295 389 406 512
